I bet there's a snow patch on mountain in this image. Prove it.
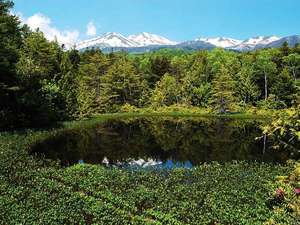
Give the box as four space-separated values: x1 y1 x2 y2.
231 36 280 51
265 35 300 48
76 32 139 50
75 32 297 53
128 32 177 46
196 37 242 48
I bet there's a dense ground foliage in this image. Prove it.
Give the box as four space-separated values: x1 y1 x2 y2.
270 162 300 223
1 0 299 129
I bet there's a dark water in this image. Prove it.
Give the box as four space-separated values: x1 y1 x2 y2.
31 117 296 168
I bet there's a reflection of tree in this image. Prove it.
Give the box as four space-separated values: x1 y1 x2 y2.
31 117 292 166
141 117 270 164
208 119 254 162
143 118 187 151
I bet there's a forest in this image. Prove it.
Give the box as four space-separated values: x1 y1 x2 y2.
1 0 299 129
1 1 300 224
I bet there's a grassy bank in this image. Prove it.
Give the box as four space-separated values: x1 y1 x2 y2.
0 114 298 225
63 106 273 129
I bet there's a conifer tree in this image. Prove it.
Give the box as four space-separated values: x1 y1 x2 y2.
280 41 290 56
293 43 300 54
211 65 236 113
255 50 277 101
283 53 300 80
150 73 180 107
271 67 298 106
16 31 64 124
77 52 109 117
58 51 80 118
0 0 24 127
100 57 144 112
236 66 260 104
0 0 22 87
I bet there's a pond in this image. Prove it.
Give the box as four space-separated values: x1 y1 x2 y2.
31 117 297 168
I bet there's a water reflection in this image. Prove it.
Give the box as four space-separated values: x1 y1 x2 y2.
31 117 296 168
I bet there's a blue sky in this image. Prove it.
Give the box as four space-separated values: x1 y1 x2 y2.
13 0 300 42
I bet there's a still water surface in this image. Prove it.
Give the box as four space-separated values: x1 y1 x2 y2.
31 117 294 168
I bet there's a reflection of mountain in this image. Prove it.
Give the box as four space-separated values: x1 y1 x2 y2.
30 117 292 167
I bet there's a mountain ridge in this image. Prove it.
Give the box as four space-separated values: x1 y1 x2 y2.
76 33 300 53
128 32 178 46
196 37 242 48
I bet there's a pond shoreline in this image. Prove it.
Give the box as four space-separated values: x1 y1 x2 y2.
62 111 270 129
1 113 299 224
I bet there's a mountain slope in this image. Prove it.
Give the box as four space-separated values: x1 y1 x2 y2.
128 32 177 46
231 36 280 51
76 33 299 53
196 37 242 48
175 40 216 50
76 32 139 50
265 35 300 48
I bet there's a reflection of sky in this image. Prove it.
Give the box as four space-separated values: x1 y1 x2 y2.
77 158 194 169
163 160 193 169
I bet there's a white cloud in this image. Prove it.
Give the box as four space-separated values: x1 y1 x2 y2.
86 21 97 37
20 13 79 49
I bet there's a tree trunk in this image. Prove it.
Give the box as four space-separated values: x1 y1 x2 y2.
263 134 267 154
264 72 268 101
292 69 296 81
220 96 225 114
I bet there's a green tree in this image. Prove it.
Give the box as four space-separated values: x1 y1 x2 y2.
270 67 298 106
179 51 212 106
58 50 80 118
293 43 300 54
280 41 290 56
208 48 240 76
210 65 236 113
190 83 212 107
0 0 23 87
170 55 188 80
255 50 277 100
0 0 24 127
17 31 62 86
16 31 64 124
283 53 300 81
77 51 109 117
181 71 211 107
236 66 260 104
186 51 209 83
150 73 180 107
100 57 145 112
148 54 171 85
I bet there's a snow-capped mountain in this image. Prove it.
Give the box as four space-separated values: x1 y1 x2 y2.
76 32 177 50
128 32 177 46
231 36 280 51
76 32 139 50
196 37 242 48
265 35 300 48
76 32 299 53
